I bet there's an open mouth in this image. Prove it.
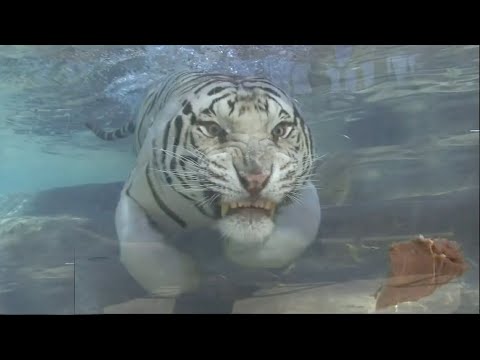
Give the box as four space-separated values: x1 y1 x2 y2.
220 200 277 218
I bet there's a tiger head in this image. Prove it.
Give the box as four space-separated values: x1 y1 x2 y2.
170 77 315 249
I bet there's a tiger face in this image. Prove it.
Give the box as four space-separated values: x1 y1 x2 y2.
179 84 314 248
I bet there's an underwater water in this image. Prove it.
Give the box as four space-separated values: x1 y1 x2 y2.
0 45 478 314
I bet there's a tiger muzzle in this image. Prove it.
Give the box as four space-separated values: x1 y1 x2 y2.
238 171 271 196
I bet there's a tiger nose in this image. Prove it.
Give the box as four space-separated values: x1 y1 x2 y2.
238 172 271 196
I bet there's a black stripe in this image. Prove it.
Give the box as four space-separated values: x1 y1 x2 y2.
152 73 181 115
136 111 151 150
183 102 193 115
136 117 145 149
143 90 157 112
208 93 231 112
243 85 281 98
175 188 196 205
162 138 215 219
201 108 213 116
307 127 313 159
280 162 290 171
301 154 308 173
145 165 187 228
190 131 198 149
207 170 227 181
292 115 298 126
285 169 296 179
154 122 215 219
181 130 190 168
295 132 301 144
265 94 283 109
293 105 312 158
163 75 182 103
190 112 197 125
194 78 226 94
207 105 217 116
171 158 190 189
151 86 164 110
227 100 235 116
304 122 313 159
173 115 183 149
169 115 184 182
210 160 227 170
179 79 208 96
161 120 172 171
278 109 290 119
180 155 197 172
242 79 290 98
152 138 171 185
207 86 228 96
299 166 309 179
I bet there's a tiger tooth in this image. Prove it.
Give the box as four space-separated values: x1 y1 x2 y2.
269 203 277 217
221 203 229 217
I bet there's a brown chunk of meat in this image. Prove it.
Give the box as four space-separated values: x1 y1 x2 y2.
375 235 468 310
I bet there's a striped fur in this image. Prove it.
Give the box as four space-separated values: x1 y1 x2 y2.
86 70 321 295
86 71 315 232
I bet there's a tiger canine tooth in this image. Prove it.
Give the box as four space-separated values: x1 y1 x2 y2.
222 200 276 216
269 203 276 217
221 204 229 217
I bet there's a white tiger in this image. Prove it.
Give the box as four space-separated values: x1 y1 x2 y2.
86 71 321 302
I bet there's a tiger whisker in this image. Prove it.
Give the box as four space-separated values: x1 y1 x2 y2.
154 145 207 162
148 168 204 176
168 183 229 193
292 182 319 189
295 185 324 191
152 147 204 166
196 193 220 208
295 174 321 180
301 180 323 184
170 144 207 158
285 193 304 206
153 183 211 190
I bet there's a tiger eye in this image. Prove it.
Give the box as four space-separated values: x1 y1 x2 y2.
207 123 222 137
272 125 286 137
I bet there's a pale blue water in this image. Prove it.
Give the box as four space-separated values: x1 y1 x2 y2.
0 45 478 314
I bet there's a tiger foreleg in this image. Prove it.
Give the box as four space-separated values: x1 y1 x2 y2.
224 181 321 269
115 191 200 304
